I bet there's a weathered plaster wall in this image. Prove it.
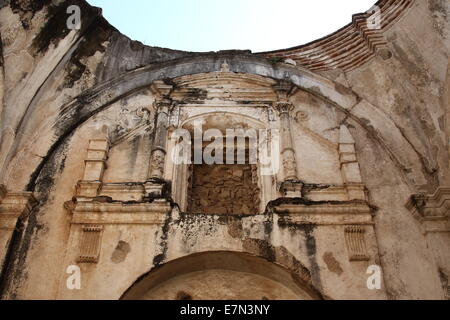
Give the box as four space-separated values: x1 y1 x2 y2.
317 0 450 299
0 0 448 300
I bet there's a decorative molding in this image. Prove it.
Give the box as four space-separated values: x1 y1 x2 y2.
100 183 146 202
150 81 174 99
280 180 303 198
406 187 450 299
65 199 171 225
294 110 310 123
76 181 103 200
406 187 450 234
0 192 37 231
0 190 37 269
305 185 350 202
345 225 370 261
274 201 374 226
149 149 166 179
77 225 103 264
274 102 295 116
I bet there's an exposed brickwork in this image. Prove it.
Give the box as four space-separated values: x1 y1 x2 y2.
260 0 414 71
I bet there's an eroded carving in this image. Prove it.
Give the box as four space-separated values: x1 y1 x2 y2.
282 149 298 181
149 149 166 179
108 107 153 144
188 164 260 215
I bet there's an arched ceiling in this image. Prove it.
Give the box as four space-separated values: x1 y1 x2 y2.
260 0 415 71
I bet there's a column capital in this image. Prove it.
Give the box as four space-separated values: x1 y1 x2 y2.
274 101 295 116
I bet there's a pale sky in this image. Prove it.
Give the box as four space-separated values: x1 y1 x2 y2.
87 0 377 52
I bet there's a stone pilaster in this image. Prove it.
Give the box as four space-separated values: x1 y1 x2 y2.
273 81 302 198
0 188 37 270
146 82 174 197
76 139 109 200
406 187 450 299
339 125 366 201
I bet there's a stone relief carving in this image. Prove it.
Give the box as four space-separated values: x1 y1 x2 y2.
98 107 153 145
275 102 294 116
282 150 298 180
188 164 260 215
294 110 310 123
149 149 166 179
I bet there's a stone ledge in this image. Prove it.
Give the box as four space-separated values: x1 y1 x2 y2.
272 200 374 225
65 200 172 225
0 192 38 230
406 187 450 234
406 187 450 220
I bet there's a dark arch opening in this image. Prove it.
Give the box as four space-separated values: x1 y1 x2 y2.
121 251 324 300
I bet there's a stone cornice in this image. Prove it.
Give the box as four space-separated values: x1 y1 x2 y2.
65 199 171 225
406 187 450 234
260 0 414 72
273 200 374 226
0 191 38 230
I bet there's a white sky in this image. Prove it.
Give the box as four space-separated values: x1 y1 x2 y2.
87 0 377 52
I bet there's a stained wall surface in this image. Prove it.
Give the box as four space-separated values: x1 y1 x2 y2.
0 0 448 300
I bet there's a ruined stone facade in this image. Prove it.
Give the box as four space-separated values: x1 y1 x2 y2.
0 0 448 300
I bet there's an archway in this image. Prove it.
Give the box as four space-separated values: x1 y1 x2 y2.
121 251 323 300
